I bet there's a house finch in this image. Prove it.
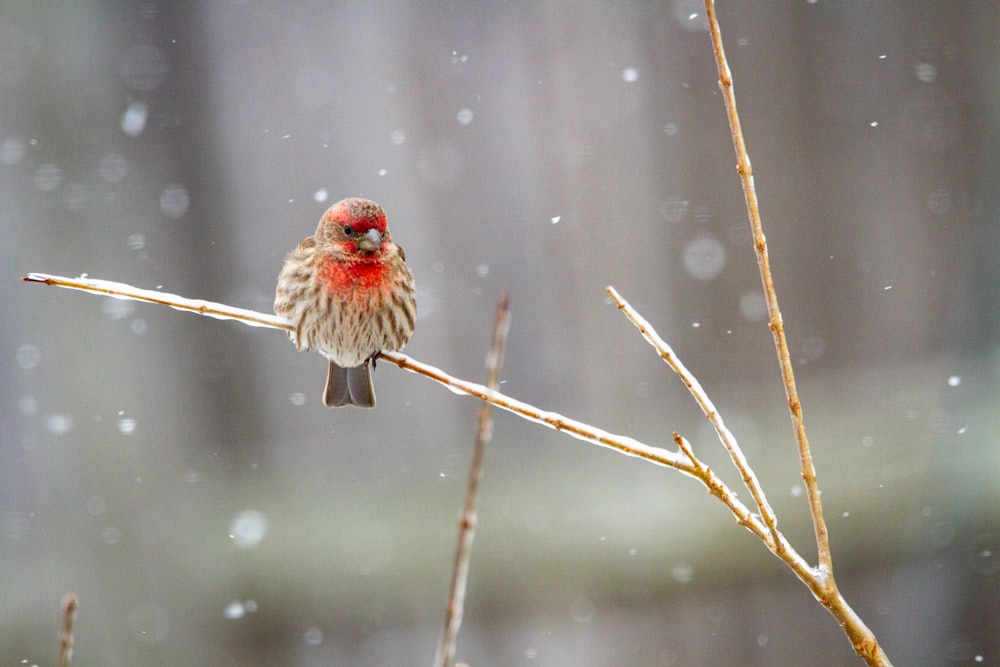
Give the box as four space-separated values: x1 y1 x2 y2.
274 197 416 408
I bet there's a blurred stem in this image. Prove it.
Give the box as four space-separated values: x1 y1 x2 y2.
58 594 77 667
434 292 511 667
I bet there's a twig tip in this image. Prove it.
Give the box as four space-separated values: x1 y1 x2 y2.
496 290 510 312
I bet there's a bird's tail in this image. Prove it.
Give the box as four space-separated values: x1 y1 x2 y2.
324 360 376 408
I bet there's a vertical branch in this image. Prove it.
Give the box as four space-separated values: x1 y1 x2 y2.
701 4 893 666
703 0 832 572
58 594 78 667
434 293 511 667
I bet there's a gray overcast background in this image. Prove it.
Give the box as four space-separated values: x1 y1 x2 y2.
2 2 998 665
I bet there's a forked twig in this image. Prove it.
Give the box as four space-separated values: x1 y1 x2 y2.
19 273 770 542
607 286 782 551
434 292 511 667
14 272 809 555
21 270 801 561
22 220 885 666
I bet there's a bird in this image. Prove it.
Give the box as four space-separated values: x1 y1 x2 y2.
274 197 416 407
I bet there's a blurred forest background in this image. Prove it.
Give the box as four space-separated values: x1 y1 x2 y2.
3 2 999 665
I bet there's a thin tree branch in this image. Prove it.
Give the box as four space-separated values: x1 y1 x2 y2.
702 0 831 573
21 273 289 330
19 273 684 471
607 286 782 551
434 292 511 667
19 273 770 542
702 3 891 665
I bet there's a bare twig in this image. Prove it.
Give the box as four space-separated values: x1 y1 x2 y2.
58 594 77 667
607 286 781 550
702 3 891 665
387 323 780 554
702 0 830 572
608 290 886 663
434 292 511 667
20 273 289 331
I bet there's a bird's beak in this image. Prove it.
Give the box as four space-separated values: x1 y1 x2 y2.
356 228 383 253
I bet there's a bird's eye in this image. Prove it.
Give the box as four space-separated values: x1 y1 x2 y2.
343 225 355 236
